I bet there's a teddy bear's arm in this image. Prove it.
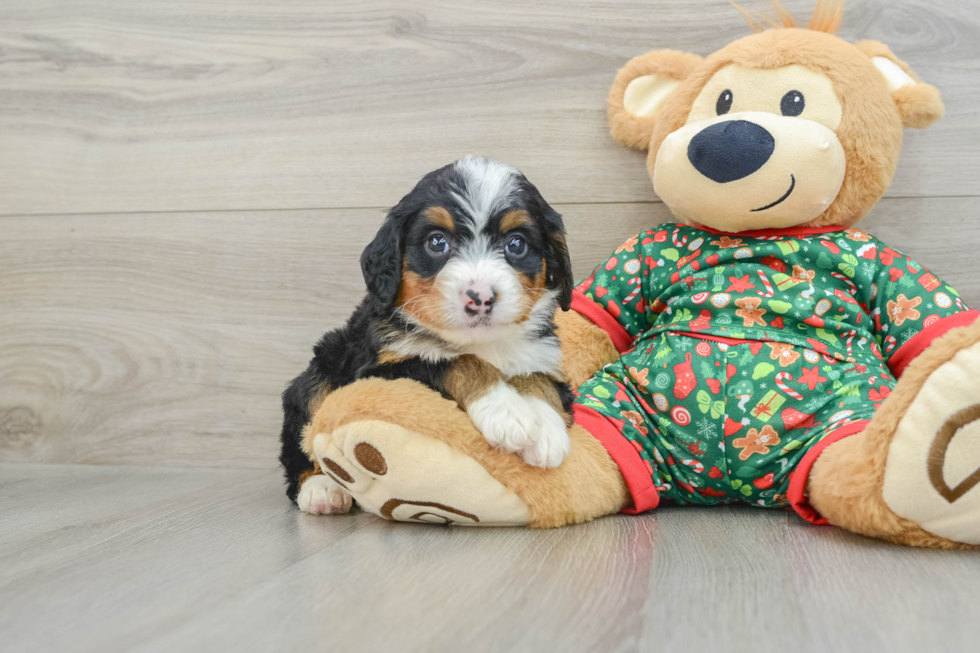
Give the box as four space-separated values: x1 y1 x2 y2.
867 245 979 378
554 309 621 388
564 226 680 361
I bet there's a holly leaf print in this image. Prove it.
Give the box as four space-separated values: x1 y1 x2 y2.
671 308 693 324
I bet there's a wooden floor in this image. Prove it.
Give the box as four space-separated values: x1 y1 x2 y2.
3 463 980 653
2 1 979 650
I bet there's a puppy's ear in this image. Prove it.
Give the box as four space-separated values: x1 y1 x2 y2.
522 178 573 311
856 40 944 129
360 206 407 307
544 212 574 312
608 50 702 150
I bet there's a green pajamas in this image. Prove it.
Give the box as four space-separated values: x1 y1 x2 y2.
577 333 888 507
571 224 977 518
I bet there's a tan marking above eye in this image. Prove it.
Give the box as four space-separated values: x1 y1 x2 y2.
423 206 455 232
500 209 531 232
688 64 843 131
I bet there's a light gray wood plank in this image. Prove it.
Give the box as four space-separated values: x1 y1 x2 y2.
2 463 978 653
0 0 977 215
2 197 977 469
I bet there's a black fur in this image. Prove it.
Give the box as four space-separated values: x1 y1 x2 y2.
516 176 574 310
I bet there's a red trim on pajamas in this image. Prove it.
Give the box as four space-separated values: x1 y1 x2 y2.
574 404 660 514
786 420 871 525
691 224 846 238
570 290 634 354
887 310 979 378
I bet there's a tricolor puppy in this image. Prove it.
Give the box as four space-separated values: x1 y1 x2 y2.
279 157 575 515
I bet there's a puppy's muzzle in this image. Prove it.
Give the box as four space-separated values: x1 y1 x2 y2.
687 120 775 183
464 284 496 317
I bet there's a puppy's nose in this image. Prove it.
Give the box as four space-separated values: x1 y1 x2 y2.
464 284 496 316
687 120 775 183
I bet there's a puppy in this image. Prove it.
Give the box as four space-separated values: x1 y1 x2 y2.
279 156 575 515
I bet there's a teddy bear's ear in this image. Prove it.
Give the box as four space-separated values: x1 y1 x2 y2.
855 40 945 130
608 50 703 150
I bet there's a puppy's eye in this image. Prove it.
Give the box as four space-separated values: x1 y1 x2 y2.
424 233 450 256
505 235 527 258
780 90 805 117
716 89 733 115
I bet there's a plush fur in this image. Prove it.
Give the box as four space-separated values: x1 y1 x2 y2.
553 309 622 388
609 29 911 229
607 50 704 150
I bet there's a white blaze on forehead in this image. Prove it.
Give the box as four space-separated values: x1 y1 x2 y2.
452 156 519 231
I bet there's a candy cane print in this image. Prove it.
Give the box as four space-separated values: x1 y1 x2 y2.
756 270 775 297
671 228 689 248
882 335 897 355
830 271 858 296
680 459 704 474
775 372 804 400
843 329 857 358
623 277 642 304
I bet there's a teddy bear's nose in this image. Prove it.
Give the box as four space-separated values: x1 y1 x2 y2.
687 120 775 183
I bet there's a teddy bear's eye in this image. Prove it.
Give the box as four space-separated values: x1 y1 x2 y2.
716 89 733 115
781 90 805 116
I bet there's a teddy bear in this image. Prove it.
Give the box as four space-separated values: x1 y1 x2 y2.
298 0 980 548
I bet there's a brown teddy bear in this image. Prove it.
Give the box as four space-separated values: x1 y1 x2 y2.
296 0 980 548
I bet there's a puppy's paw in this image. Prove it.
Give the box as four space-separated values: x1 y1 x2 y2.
519 398 571 469
297 474 352 515
467 382 538 453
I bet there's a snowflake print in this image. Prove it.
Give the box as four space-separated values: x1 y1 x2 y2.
696 417 716 439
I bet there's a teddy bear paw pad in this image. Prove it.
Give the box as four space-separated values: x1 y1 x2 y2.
882 341 980 545
312 420 531 526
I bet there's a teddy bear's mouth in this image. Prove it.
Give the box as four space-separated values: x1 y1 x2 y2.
750 174 796 212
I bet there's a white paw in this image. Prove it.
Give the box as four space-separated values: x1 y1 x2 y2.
467 382 538 454
297 474 352 515
519 398 571 469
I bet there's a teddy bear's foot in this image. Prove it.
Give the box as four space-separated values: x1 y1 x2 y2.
304 378 632 528
810 320 980 548
880 338 980 546
296 474 352 515
310 420 531 526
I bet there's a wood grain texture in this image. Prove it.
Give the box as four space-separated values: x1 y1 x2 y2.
2 199 977 469
2 463 979 653
0 0 978 215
